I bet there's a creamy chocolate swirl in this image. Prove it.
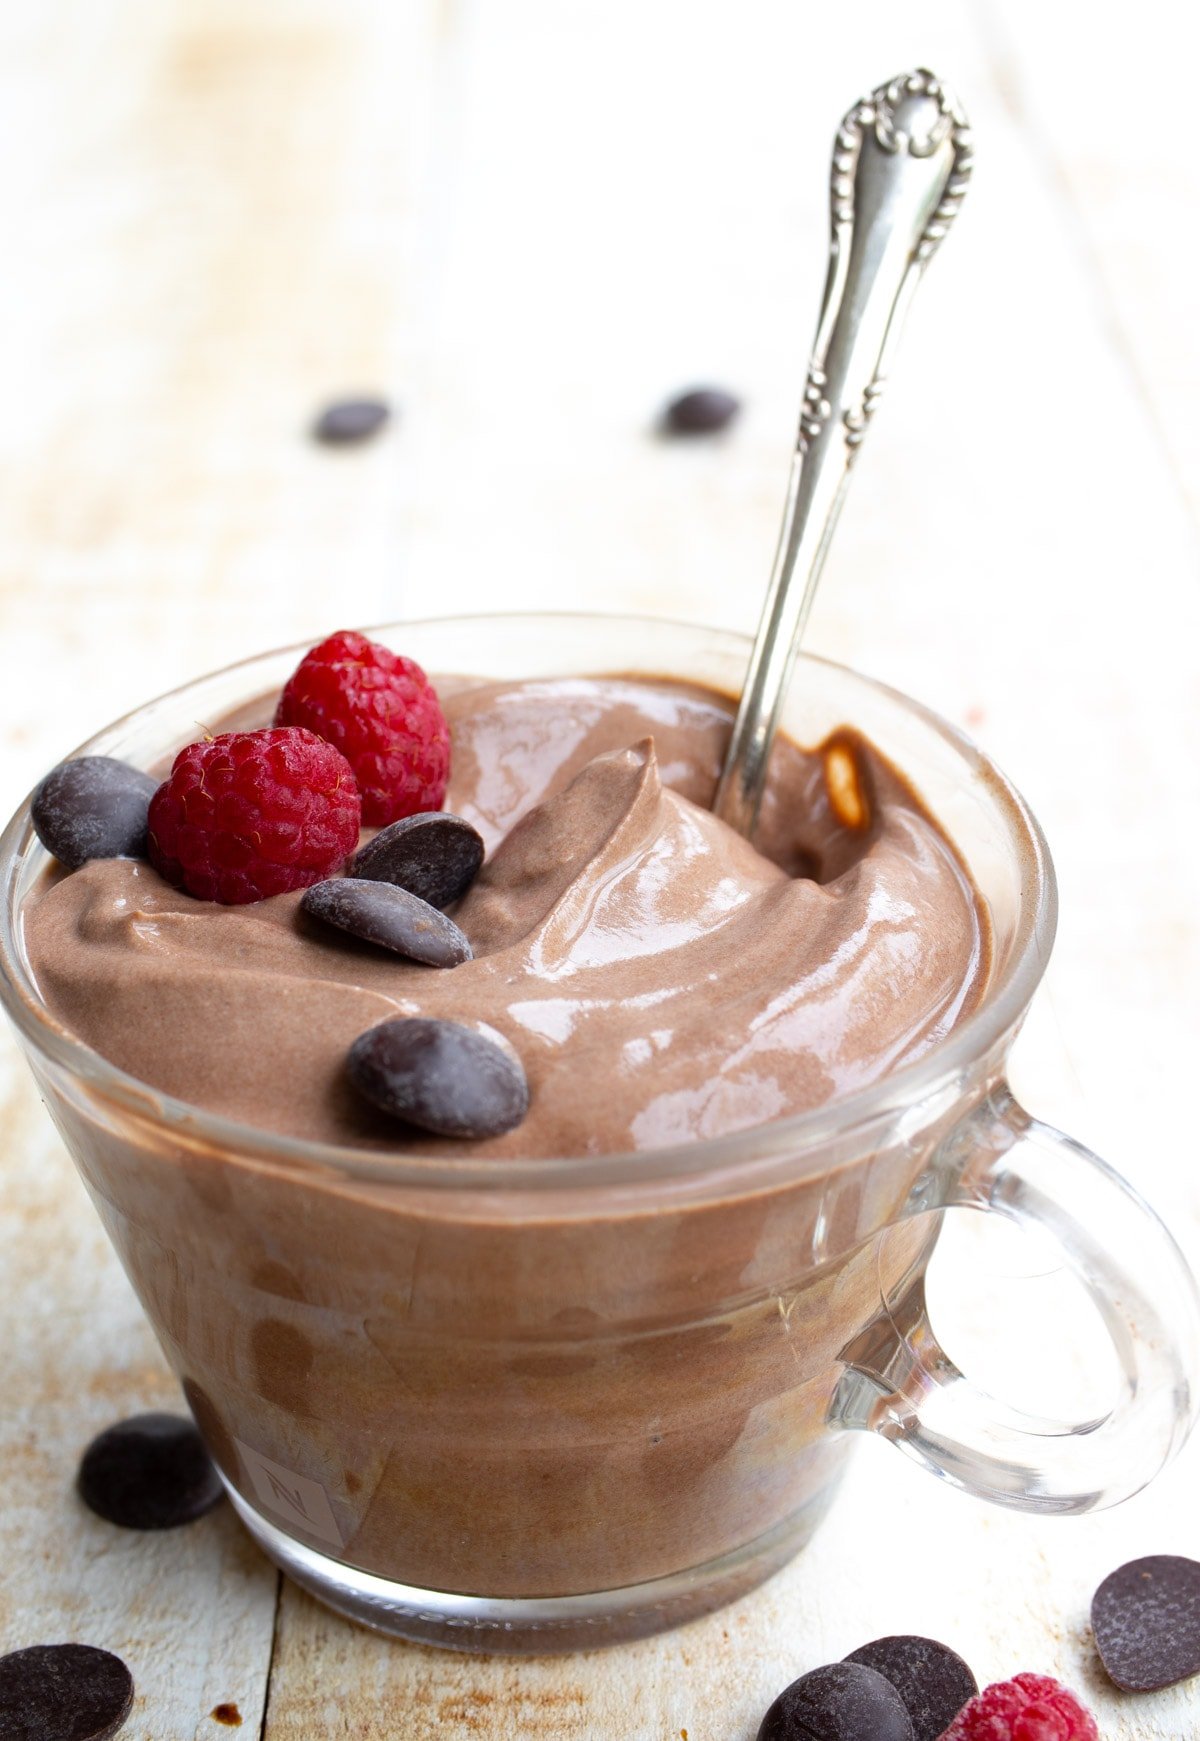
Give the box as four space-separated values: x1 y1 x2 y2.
23 675 988 1156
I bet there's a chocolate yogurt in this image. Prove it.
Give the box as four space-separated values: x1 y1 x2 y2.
16 664 991 1635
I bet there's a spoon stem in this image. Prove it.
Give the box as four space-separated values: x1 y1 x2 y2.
713 69 972 837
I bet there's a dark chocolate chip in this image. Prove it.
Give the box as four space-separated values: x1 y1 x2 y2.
662 386 741 435
311 396 392 445
350 812 485 909
757 1662 914 1741
0 1644 134 1741
31 758 157 871
845 1637 977 1741
1092 1553 1200 1691
301 878 471 966
347 1017 529 1139
78 1412 224 1530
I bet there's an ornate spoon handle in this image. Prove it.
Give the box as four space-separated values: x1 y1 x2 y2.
713 69 972 837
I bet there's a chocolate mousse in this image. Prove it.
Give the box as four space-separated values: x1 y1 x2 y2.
24 675 987 1156
15 662 992 1617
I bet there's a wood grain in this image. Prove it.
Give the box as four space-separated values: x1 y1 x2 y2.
2 1 1198 1736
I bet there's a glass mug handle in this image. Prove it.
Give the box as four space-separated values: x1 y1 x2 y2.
828 1083 1200 1511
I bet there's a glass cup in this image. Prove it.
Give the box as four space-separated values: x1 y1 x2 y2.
2 613 1197 1654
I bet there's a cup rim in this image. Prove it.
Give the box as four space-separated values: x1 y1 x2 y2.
0 610 1057 1191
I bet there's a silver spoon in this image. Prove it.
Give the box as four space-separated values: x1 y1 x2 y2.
713 68 973 837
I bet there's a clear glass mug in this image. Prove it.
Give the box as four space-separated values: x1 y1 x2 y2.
1 614 1197 1655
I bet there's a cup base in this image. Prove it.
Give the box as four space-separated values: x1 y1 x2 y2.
223 1478 839 1654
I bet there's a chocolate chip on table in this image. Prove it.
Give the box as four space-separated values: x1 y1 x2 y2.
757 1661 914 1741
350 812 485 909
78 1412 224 1530
347 1017 529 1139
31 757 157 871
0 1644 134 1741
301 878 472 966
1092 1553 1200 1691
310 396 392 445
661 386 741 435
844 1636 977 1741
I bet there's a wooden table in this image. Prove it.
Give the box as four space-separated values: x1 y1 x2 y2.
3 4 1198 1735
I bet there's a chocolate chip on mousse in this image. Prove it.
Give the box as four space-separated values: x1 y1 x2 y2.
757 1661 914 1741
0 1644 134 1741
301 878 472 967
347 1017 528 1139
350 812 485 909
1092 1553 1200 1692
845 1636 977 1741
78 1412 224 1530
31 757 157 871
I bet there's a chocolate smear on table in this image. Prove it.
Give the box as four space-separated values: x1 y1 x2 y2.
32 758 156 871
347 1017 528 1138
756 1661 914 1741
0 1644 134 1741
844 1636 977 1741
350 812 485 909
1092 1553 1200 1691
302 878 471 966
661 386 741 435
310 396 392 445
78 1412 224 1530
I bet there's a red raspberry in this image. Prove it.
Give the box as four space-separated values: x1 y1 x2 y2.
938 1673 1098 1741
147 727 361 904
274 629 450 826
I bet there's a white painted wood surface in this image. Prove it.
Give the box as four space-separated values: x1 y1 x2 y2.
2 3 1198 1735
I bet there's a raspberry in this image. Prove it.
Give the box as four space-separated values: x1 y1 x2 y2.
938 1673 1098 1741
274 629 450 826
147 727 361 904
